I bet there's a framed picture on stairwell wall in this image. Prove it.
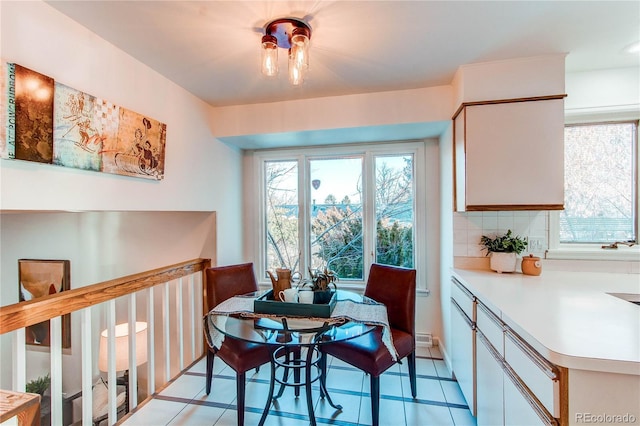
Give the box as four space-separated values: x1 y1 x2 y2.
18 259 71 348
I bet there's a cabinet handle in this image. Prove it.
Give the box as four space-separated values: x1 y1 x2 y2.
506 328 559 381
503 361 559 426
451 298 475 329
477 329 503 364
451 278 475 301
477 300 504 329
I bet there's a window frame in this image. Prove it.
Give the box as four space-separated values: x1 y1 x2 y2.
251 141 428 291
548 116 640 261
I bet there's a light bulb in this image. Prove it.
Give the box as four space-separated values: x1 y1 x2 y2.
261 35 278 77
289 58 304 86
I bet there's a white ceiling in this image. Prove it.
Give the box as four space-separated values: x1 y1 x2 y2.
46 1 640 109
43 1 639 149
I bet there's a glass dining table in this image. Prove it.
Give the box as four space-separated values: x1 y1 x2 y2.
208 289 379 426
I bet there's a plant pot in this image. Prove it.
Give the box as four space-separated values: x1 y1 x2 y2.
313 289 334 304
490 252 517 273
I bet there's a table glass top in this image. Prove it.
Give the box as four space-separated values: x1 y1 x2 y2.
211 290 377 347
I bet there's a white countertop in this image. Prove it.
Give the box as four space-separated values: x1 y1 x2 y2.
452 268 640 375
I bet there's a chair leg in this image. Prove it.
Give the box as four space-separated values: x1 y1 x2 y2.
236 371 246 426
408 350 417 398
206 350 214 395
370 375 380 426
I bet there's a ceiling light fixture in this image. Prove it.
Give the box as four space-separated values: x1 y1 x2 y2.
261 18 312 86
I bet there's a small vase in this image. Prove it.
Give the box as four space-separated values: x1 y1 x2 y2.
521 254 542 276
490 252 517 273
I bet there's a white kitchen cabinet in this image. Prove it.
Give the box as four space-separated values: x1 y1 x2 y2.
476 302 506 425
450 278 476 416
476 330 504 426
452 275 565 425
452 268 640 425
452 95 566 211
504 329 563 418
503 367 550 426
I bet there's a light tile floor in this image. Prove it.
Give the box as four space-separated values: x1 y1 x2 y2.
122 346 476 426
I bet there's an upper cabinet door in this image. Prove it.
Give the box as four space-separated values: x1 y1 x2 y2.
453 96 565 211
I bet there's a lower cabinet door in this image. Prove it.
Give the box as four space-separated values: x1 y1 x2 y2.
476 331 504 426
504 366 556 426
504 376 547 426
451 298 476 415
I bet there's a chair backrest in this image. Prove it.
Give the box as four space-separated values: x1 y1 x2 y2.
363 263 416 336
205 263 258 311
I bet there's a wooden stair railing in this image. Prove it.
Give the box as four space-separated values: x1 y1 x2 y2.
0 258 211 334
0 258 211 426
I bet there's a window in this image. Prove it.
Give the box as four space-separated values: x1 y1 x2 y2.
374 155 415 268
561 121 638 244
309 157 364 278
549 120 639 259
258 142 425 287
265 160 299 273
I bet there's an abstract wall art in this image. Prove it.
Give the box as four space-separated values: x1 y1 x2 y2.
1 62 166 180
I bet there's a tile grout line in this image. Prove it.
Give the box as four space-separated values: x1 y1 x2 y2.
134 350 469 426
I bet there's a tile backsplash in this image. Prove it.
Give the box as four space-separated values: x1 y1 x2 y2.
454 211 548 258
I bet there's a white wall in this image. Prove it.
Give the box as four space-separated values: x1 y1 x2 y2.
565 67 640 116
0 2 243 259
438 123 454 367
418 139 444 343
452 54 566 105
0 0 244 394
0 211 216 391
212 85 452 139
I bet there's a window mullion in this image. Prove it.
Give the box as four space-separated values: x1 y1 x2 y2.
299 155 309 275
363 151 375 278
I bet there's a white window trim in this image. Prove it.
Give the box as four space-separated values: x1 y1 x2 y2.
249 140 430 292
547 111 640 262
548 213 640 261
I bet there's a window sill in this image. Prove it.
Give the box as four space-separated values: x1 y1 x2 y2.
546 245 640 261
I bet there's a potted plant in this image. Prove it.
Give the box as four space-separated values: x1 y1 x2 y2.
299 267 338 303
480 229 528 273
26 374 50 396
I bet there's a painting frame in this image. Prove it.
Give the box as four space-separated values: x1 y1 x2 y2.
18 259 71 348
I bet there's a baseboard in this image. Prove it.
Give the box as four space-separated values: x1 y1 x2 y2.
437 337 453 373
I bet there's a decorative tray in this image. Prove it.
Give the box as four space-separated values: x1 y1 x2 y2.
254 290 337 318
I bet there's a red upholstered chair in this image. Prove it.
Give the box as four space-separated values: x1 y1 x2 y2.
321 263 417 426
203 263 271 426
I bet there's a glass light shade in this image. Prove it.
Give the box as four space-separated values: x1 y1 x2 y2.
98 322 148 372
261 35 278 77
290 32 309 70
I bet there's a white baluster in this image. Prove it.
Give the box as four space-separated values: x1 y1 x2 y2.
128 293 138 412
188 274 196 362
13 328 26 391
147 286 156 395
163 282 171 383
176 277 184 370
81 308 93 425
50 316 63 426
106 300 117 425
